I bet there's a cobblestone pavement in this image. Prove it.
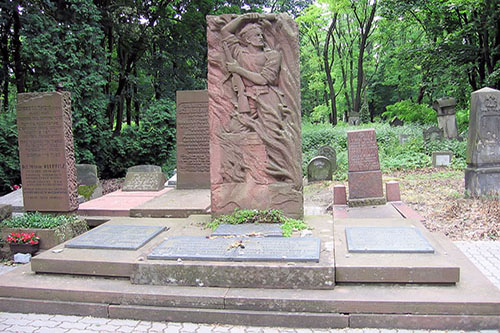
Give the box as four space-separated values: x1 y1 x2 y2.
0 241 498 333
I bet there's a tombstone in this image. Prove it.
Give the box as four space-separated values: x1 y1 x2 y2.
349 112 361 126
389 117 404 127
399 134 410 145
17 92 78 211
176 90 210 189
307 156 332 182
347 129 385 206
432 151 453 167
76 164 98 186
207 13 303 218
423 126 444 141
122 165 166 191
317 146 337 172
433 97 458 139
465 87 500 197
0 204 12 221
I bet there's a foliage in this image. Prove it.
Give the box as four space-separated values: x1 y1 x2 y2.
0 111 20 195
1 212 80 229
77 185 98 201
6 232 39 245
382 100 437 125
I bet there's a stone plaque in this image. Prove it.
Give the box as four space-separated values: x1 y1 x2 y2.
207 14 303 219
128 165 162 173
347 129 380 172
17 92 78 212
76 164 98 186
307 156 332 182
212 223 283 237
122 166 166 192
148 236 320 262
65 225 166 250
318 146 337 171
345 227 434 253
176 90 210 189
432 151 453 167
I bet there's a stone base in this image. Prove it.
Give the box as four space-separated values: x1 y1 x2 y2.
348 170 383 200
465 166 500 197
348 197 386 207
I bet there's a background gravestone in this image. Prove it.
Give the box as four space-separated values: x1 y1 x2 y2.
399 134 410 145
317 146 337 172
207 13 303 218
432 151 453 167
349 112 360 125
76 164 98 186
176 90 210 189
347 129 385 206
433 97 458 139
122 165 166 191
423 126 444 141
307 156 332 182
17 92 78 211
465 87 500 196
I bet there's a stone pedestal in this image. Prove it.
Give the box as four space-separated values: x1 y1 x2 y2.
433 97 458 139
385 181 401 202
465 87 500 197
333 185 347 205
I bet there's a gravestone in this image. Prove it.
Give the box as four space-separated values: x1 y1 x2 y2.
307 156 332 182
465 87 500 197
347 129 385 206
0 204 12 221
122 165 166 191
76 164 98 186
433 97 458 139
317 145 337 172
389 117 404 127
432 151 453 167
423 126 443 141
176 90 210 189
207 13 303 218
17 92 78 212
399 134 410 145
349 112 361 125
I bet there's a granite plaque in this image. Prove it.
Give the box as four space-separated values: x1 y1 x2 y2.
17 92 78 212
122 172 166 191
66 225 166 250
148 236 320 262
212 223 283 237
176 90 210 189
345 227 434 253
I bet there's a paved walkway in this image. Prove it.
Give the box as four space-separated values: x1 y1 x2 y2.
0 240 498 332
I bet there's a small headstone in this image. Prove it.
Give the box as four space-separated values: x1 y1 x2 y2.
432 151 453 167
317 146 337 172
433 97 458 139
399 134 410 145
345 226 434 253
76 164 99 186
465 87 500 196
122 165 166 191
423 126 444 141
148 236 320 262
307 156 333 182
389 117 404 127
349 112 361 126
65 225 166 250
0 204 12 221
212 224 283 237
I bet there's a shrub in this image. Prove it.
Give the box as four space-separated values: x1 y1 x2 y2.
382 100 437 124
0 112 21 195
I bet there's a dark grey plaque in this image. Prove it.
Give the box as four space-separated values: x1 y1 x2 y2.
345 227 434 253
148 236 320 262
211 224 283 237
65 225 166 250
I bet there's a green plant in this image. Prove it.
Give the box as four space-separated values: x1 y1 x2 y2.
77 185 98 201
382 100 437 124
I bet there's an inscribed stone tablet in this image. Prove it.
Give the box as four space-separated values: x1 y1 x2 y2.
307 156 333 182
347 129 380 172
345 227 434 253
65 225 166 250
128 165 162 173
148 236 320 262
212 224 283 237
76 164 98 186
122 172 166 191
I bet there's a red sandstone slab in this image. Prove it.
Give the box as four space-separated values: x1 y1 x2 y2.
334 204 403 219
347 129 380 172
391 201 426 221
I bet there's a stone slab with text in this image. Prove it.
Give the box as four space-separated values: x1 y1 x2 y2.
176 90 210 189
207 13 303 218
347 129 385 206
17 92 78 212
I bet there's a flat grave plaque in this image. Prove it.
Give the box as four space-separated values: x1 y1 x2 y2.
66 225 166 250
345 226 434 253
211 224 283 237
148 236 320 262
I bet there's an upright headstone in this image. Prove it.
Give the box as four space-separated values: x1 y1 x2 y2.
75 164 99 186
122 165 166 191
433 97 458 139
17 92 78 211
349 112 361 126
307 156 332 182
176 90 210 189
317 145 337 172
207 13 303 218
347 129 385 206
423 126 444 141
465 87 500 197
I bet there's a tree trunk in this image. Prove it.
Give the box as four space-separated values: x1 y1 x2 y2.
324 14 338 126
1 18 11 113
126 87 132 126
133 67 140 126
113 94 124 137
12 4 24 94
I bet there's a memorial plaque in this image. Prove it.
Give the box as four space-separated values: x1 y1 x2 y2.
148 236 320 262
17 92 78 212
345 227 434 253
176 90 210 189
122 172 166 191
347 129 380 172
432 151 453 167
212 223 283 237
66 225 166 250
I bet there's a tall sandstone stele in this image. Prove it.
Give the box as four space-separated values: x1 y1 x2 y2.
465 87 500 197
207 13 303 219
17 92 78 211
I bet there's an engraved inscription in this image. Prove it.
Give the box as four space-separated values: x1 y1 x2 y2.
348 130 380 172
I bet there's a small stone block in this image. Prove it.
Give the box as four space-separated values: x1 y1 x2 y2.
385 181 401 202
432 151 453 167
65 225 166 250
333 185 347 205
345 226 434 253
13 253 31 264
211 224 283 237
148 236 320 262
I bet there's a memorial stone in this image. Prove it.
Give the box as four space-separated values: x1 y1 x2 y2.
76 164 99 186
433 97 458 139
17 92 78 211
423 126 443 141
207 13 303 218
307 156 332 182
176 90 210 189
432 151 453 167
465 87 500 196
349 112 361 125
122 165 166 191
347 129 385 206
317 145 337 172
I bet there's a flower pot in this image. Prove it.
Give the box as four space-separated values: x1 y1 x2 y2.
9 243 40 255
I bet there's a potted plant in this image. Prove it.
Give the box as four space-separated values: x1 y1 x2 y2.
7 232 40 255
